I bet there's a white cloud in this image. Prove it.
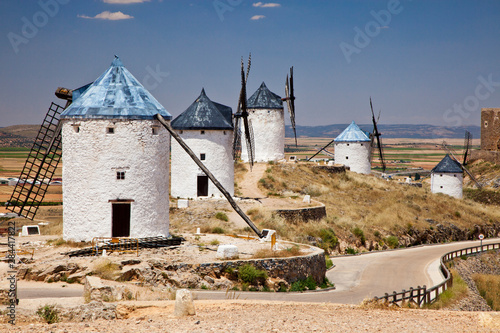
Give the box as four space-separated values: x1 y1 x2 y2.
103 0 150 3
253 2 281 8
250 15 266 20
78 11 134 20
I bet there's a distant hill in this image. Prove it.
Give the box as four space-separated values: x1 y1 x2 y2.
0 123 482 148
0 125 40 148
286 124 481 139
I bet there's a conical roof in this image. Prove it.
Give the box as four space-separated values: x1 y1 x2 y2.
171 89 233 130
334 121 371 142
432 154 463 173
61 57 171 120
247 82 283 109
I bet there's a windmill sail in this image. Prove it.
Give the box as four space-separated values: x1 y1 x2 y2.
463 130 472 166
7 103 64 219
370 98 386 172
284 67 297 147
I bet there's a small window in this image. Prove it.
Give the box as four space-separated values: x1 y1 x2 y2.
347 143 350 146
223 131 226 135
440 174 443 177
200 153 206 161
73 125 80 133
346 156 349 160
107 127 115 134
484 121 488 128
440 186 443 189
152 127 159 135
201 130 205 135
116 171 125 180
360 143 363 146
179 130 183 134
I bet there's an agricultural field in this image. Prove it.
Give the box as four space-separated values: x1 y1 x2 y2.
285 137 480 171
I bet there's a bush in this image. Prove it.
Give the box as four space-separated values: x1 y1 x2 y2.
238 264 268 285
210 239 220 246
325 256 333 270
212 227 225 234
36 304 59 324
215 212 229 222
345 247 358 255
352 227 366 245
318 228 338 252
385 236 399 249
92 259 120 280
290 276 317 291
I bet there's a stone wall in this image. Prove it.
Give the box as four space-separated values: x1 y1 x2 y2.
275 204 327 223
152 248 326 285
312 165 347 173
470 150 500 164
481 108 500 151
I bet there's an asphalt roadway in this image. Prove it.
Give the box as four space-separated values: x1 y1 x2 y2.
17 238 500 305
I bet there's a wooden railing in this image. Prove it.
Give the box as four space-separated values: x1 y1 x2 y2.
374 242 500 307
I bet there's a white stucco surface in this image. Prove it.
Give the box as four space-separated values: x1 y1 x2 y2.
334 142 371 174
61 119 170 241
171 129 234 199
431 172 463 199
240 108 285 162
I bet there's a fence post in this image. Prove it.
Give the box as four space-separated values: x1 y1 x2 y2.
393 291 397 304
409 287 414 303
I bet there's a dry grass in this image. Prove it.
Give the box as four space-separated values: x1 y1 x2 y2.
473 274 500 310
426 269 469 310
252 163 500 248
91 258 121 280
252 245 303 259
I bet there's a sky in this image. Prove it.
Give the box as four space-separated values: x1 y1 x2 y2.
1 0 500 128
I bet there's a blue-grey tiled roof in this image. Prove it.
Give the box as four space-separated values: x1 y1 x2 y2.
432 154 463 173
334 121 371 142
247 82 283 109
61 57 171 120
171 89 233 130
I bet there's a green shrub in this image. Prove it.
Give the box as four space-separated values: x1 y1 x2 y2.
345 247 358 255
385 236 399 249
36 304 59 324
210 239 220 246
325 256 333 270
352 227 366 245
212 227 225 234
318 228 338 252
320 277 334 289
215 212 229 222
238 264 267 285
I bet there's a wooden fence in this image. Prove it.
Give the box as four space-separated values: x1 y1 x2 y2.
374 242 500 307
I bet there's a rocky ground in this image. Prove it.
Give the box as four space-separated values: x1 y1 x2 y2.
446 251 500 312
2 300 500 332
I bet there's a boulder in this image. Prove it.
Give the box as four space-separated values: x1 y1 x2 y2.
174 289 196 316
217 245 238 260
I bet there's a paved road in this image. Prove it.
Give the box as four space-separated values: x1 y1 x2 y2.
16 238 500 304
196 238 500 304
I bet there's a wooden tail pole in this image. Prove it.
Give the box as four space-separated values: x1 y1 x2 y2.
155 114 263 238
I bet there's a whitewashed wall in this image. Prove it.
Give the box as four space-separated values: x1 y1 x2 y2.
171 129 234 199
334 142 371 174
61 119 170 241
431 172 463 199
240 108 285 162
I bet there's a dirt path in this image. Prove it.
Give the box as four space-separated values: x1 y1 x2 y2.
237 163 267 199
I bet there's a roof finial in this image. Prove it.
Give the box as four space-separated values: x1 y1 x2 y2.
111 55 123 67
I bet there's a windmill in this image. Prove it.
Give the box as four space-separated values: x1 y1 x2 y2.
283 66 298 147
463 130 472 166
8 57 264 239
370 97 386 173
442 140 482 188
232 54 255 170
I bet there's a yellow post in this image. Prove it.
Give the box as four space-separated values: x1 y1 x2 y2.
271 233 276 251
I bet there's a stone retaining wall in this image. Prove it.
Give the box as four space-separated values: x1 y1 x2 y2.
157 248 326 285
275 204 327 223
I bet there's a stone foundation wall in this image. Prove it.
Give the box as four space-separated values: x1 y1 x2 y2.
312 165 347 173
158 248 326 285
470 150 500 164
275 205 327 223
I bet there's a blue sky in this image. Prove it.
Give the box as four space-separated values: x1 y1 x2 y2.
1 0 500 128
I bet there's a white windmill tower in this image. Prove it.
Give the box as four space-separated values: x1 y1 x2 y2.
430 154 464 199
59 57 172 241
171 89 234 199
239 82 285 163
334 121 372 174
